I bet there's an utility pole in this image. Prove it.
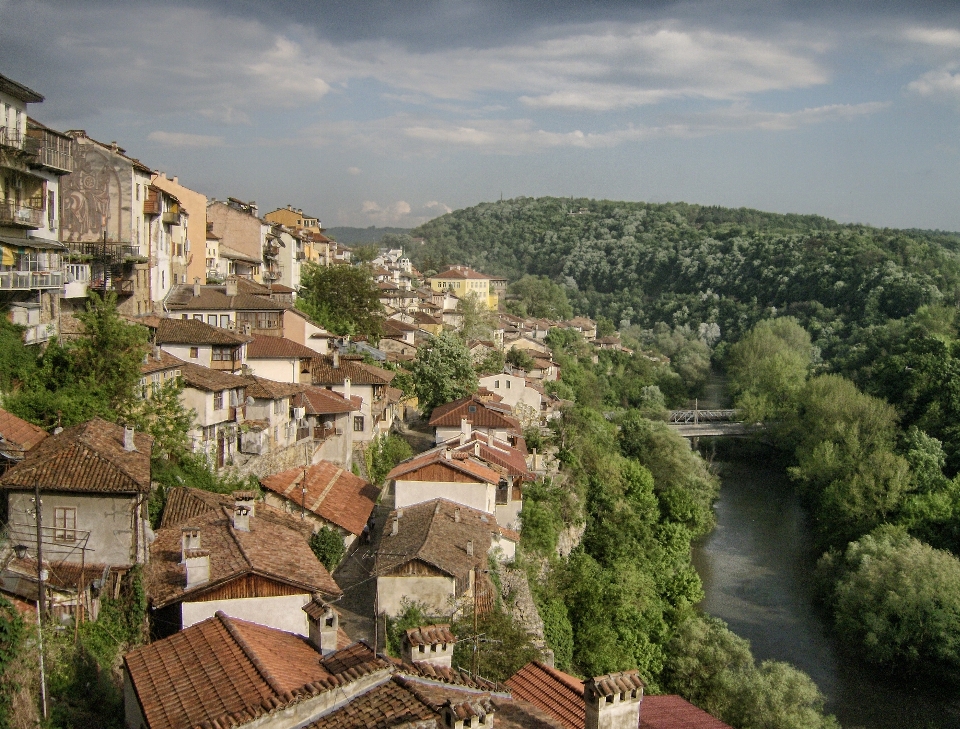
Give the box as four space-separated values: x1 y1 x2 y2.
33 477 47 719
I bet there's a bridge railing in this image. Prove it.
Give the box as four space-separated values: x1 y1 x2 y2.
668 409 737 424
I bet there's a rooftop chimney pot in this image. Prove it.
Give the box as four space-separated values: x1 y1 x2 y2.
123 426 136 451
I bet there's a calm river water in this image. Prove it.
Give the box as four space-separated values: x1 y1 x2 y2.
692 452 960 729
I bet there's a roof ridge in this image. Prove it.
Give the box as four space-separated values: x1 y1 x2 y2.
73 422 149 490
308 467 343 513
215 612 286 697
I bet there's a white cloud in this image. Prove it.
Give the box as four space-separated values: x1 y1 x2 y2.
902 27 960 49
146 131 225 147
906 66 960 101
361 200 415 225
347 166 362 175
424 201 452 214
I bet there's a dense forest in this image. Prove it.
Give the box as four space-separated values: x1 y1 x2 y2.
406 197 960 358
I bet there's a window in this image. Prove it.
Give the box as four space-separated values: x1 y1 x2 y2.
494 380 500 389
208 315 217 326
274 399 283 415
48 190 55 229
214 391 224 410
220 315 230 328
193 314 203 321
189 347 199 358
54 507 76 542
354 416 365 432
506 380 511 389
212 347 234 362
182 314 189 320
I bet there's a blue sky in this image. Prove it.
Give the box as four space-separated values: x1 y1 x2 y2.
2 0 960 229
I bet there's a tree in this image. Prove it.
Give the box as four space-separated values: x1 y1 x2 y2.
411 332 477 415
820 525 960 673
297 262 384 337
505 347 535 371
123 378 195 463
369 433 414 485
725 317 813 422
507 275 573 320
309 527 346 571
457 292 497 342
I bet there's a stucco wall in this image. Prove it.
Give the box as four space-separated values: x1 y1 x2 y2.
206 201 262 260
123 668 147 729
495 501 523 531
181 593 312 635
7 491 140 567
152 173 207 286
162 341 213 368
377 575 455 617
394 479 493 514
247 357 301 384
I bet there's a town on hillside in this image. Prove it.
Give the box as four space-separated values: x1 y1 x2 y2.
0 71 736 728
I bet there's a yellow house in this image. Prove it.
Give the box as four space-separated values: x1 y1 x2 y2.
264 204 322 234
427 265 498 310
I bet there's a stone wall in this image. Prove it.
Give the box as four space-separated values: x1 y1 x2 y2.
222 439 317 480
499 566 553 666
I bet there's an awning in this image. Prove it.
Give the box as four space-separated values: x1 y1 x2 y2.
0 235 67 251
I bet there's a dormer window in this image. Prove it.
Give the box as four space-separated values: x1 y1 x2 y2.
468 405 476 413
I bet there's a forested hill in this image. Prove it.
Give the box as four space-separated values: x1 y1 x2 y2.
410 197 960 347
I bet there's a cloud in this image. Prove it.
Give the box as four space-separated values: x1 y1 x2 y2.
147 131 225 147
424 201 453 214
347 166 362 175
361 200 415 225
906 66 960 101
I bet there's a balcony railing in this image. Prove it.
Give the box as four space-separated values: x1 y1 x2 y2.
114 278 135 294
143 188 161 216
0 201 43 229
0 270 64 290
23 324 54 345
24 135 75 172
0 126 23 150
162 210 182 226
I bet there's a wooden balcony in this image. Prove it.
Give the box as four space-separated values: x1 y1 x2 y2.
0 200 43 229
143 187 161 216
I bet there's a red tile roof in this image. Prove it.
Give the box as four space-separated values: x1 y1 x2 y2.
139 349 184 375
296 386 356 415
433 266 493 280
1 418 152 494
311 355 394 386
124 612 387 729
178 362 249 392
428 394 521 433
244 375 303 400
147 502 341 609
0 407 48 457
506 662 733 729
386 449 504 485
404 624 456 647
247 334 318 359
445 432 532 480
261 461 378 537
155 317 252 346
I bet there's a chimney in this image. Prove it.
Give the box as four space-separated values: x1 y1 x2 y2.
454 507 461 523
474 442 481 457
302 596 340 655
332 350 340 369
439 699 494 729
225 279 238 296
460 417 471 445
343 376 351 401
232 495 253 532
466 540 474 557
584 671 644 729
401 624 456 668
123 425 136 451
184 549 210 588
153 345 162 361
181 526 201 558
391 517 399 536
193 281 201 297
172 176 178 184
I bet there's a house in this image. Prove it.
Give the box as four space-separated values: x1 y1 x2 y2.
281 305 333 354
507 661 734 729
151 172 207 287
0 406 47 474
1 419 153 575
165 279 287 337
245 334 317 383
177 362 248 466
375 498 497 617
138 347 184 398
428 265 498 311
123 611 559 729
154 316 250 372
506 335 551 356
1 74 72 344
479 371 542 424
563 316 598 340
527 356 560 382
261 460 378 547
206 198 264 282
295 385 357 465
429 393 522 444
311 351 396 443
240 376 308 457
147 488 341 637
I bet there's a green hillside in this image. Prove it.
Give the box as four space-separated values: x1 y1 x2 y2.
410 197 960 350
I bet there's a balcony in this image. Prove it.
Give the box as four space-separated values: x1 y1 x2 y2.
162 210 182 226
0 126 23 150
143 187 161 216
22 323 54 345
0 200 43 229
114 278 135 295
0 270 64 290
24 134 74 173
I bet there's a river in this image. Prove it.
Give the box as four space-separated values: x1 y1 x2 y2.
692 448 960 729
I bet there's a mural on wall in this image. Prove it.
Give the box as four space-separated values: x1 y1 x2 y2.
61 142 125 243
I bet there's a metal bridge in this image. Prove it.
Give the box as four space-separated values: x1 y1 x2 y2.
666 408 761 438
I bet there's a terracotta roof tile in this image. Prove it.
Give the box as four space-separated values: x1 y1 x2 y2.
306 677 436 729
296 386 356 415
0 407 48 457
375 499 494 586
244 376 304 401
261 461 378 537
312 355 394 386
1 418 152 494
386 449 504 485
166 284 286 311
640 695 734 729
432 266 493 280
159 487 313 537
247 334 318 359
155 317 252 345
428 394 521 433
505 661 584 729
404 624 456 647
178 362 250 392
140 349 184 375
147 500 341 609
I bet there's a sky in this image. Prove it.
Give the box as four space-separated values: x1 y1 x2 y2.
2 0 960 230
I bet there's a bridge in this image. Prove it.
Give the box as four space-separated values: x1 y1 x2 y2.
666 408 761 438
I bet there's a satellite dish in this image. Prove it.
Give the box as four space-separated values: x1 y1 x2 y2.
246 396 255 407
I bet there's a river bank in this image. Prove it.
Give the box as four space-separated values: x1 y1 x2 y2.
692 446 960 728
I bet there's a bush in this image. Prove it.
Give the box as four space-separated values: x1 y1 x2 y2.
310 527 346 571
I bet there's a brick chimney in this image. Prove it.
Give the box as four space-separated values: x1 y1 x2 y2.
401 624 456 668
181 528 208 588
225 279 238 296
332 349 340 369
123 425 136 451
439 698 494 729
302 595 340 655
584 671 644 729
